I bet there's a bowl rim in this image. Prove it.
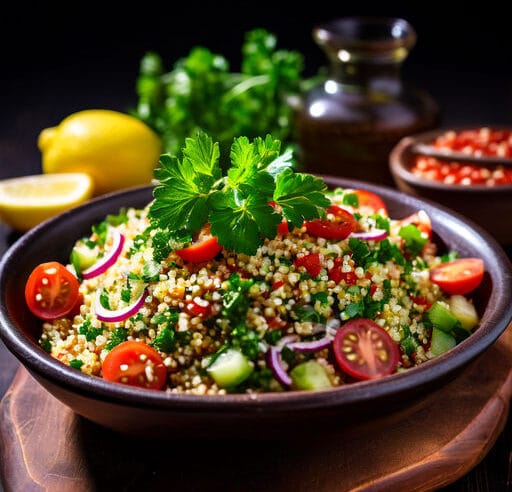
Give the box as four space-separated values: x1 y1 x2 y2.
1 179 511 413
389 125 512 192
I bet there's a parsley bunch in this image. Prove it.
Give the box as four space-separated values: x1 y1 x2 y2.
148 132 330 255
132 28 317 170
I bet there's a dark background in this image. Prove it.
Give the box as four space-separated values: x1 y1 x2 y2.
1 2 512 179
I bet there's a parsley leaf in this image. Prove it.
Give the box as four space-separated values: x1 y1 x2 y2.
273 169 330 230
149 132 329 256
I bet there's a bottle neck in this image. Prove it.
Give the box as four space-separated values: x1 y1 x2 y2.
329 59 404 94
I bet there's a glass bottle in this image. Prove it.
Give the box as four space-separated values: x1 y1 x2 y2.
293 16 441 185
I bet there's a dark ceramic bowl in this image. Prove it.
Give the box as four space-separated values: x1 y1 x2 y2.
389 127 512 245
1 178 511 439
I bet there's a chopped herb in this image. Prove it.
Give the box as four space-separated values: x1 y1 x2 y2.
222 273 253 317
105 327 128 350
374 214 390 233
142 260 161 282
345 301 364 318
152 310 180 326
78 320 103 342
374 238 405 266
264 329 283 345
231 324 260 359
348 237 371 266
92 221 108 246
293 304 325 323
311 292 329 305
106 209 129 226
40 337 51 353
152 326 176 353
69 359 83 370
342 192 359 208
399 224 428 257
151 229 173 263
441 251 459 263
99 289 110 309
121 278 132 303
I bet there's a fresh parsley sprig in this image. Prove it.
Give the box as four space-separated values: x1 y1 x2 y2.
148 132 330 255
131 28 323 171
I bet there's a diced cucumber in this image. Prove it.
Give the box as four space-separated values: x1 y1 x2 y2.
448 295 479 331
427 301 459 333
70 243 97 272
290 360 332 390
430 327 456 356
206 348 253 388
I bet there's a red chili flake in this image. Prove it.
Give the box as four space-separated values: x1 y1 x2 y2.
410 127 512 186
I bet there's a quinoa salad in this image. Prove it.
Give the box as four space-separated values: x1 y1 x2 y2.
27 133 484 394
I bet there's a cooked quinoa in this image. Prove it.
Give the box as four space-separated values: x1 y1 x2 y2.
39 187 479 394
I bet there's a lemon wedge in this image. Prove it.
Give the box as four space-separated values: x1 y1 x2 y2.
0 173 94 232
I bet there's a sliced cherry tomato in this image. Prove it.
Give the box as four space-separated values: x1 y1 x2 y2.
184 297 212 318
429 258 484 295
294 252 322 278
102 340 167 390
397 210 432 238
352 189 388 217
304 205 357 240
176 225 222 263
25 261 80 320
333 318 400 380
328 257 357 285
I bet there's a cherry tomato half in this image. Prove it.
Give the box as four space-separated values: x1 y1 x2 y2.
430 258 484 295
25 261 80 320
305 205 356 240
176 226 222 263
352 189 388 217
333 318 400 380
102 340 167 390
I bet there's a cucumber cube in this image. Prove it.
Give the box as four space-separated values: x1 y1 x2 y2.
290 360 332 390
207 348 253 388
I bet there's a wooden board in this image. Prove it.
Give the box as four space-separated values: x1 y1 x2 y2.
1 324 512 492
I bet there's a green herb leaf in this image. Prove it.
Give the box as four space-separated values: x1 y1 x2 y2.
273 169 330 230
399 224 428 257
149 132 329 255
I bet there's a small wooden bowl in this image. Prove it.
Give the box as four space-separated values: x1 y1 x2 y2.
389 127 512 245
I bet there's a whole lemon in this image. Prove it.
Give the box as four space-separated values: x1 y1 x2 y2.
38 109 162 195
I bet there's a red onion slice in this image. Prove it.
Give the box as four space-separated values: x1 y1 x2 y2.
287 336 332 352
82 229 125 279
266 346 292 386
95 289 146 323
349 228 387 241
275 334 299 351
